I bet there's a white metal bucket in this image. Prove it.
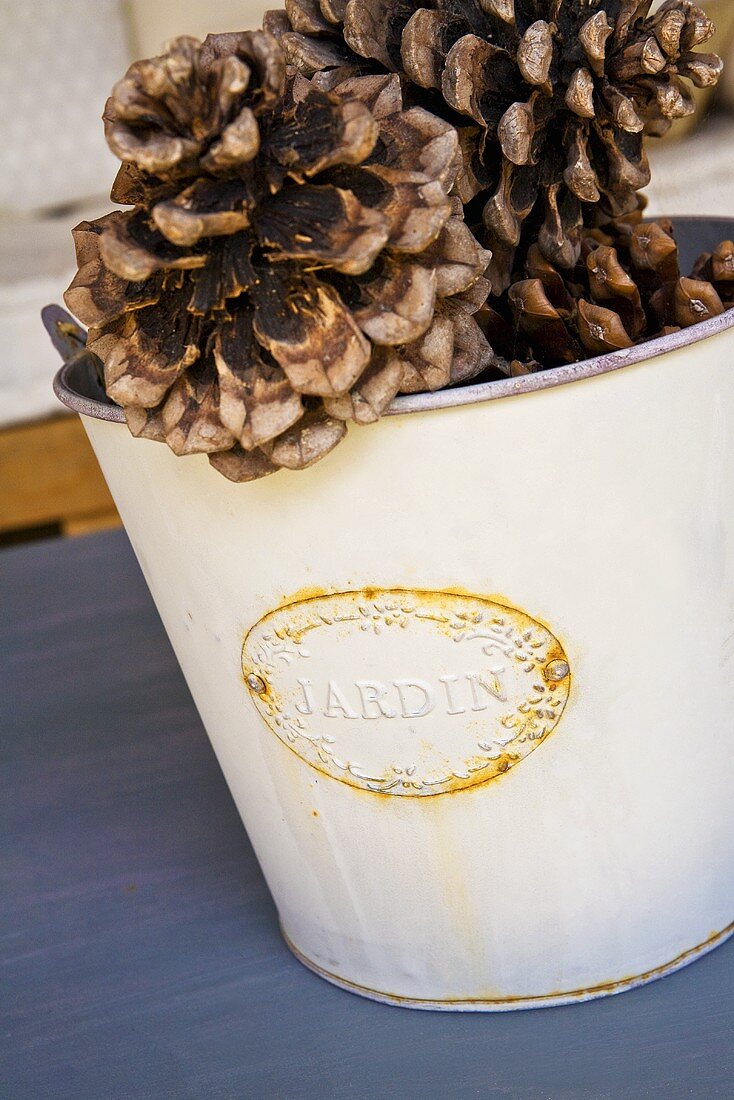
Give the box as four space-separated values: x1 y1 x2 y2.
51 220 734 1010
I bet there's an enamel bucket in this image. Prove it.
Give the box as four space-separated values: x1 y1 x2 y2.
50 218 734 1010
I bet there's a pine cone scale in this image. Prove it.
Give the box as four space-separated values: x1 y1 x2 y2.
151 180 253 249
265 83 379 179
285 0 333 35
214 313 304 448
263 407 347 469
353 261 438 345
579 10 613 76
396 312 454 393
98 212 207 283
161 374 236 456
401 9 461 92
210 445 279 481
358 170 451 255
323 346 404 421
251 270 372 396
64 243 156 330
256 184 391 274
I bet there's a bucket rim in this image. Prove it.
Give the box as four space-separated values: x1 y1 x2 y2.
48 215 734 424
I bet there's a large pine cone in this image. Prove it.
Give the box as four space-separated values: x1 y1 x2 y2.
480 212 734 369
64 32 494 482
273 1 723 288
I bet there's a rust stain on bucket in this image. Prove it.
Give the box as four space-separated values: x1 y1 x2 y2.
242 588 572 797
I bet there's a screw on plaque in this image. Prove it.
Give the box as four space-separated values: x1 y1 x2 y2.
544 659 570 683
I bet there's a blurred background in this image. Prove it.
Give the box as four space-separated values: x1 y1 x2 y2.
1 0 733 548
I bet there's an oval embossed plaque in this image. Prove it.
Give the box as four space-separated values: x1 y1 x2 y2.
242 589 571 796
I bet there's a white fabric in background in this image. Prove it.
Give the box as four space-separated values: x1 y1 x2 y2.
0 0 131 214
127 0 269 56
0 202 112 428
646 117 734 219
0 274 75 427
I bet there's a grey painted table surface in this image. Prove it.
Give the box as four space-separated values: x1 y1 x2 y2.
2 530 732 1100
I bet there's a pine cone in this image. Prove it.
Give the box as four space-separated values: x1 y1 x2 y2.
479 213 732 369
274 1 723 288
64 32 494 482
